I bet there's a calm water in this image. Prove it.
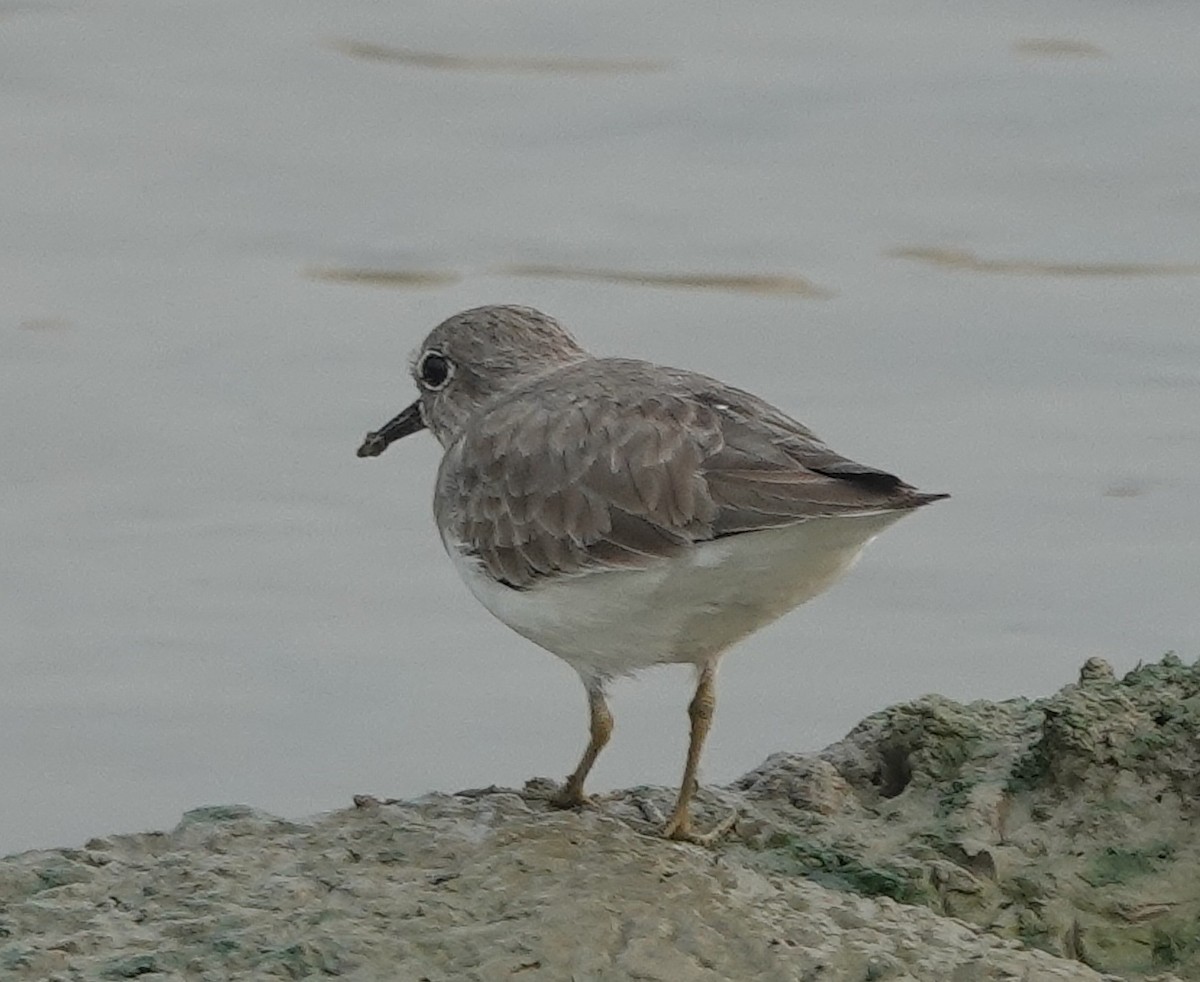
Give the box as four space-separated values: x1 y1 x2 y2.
2 0 1198 855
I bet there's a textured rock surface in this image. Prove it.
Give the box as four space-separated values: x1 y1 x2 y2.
733 655 1200 980
1 655 1195 981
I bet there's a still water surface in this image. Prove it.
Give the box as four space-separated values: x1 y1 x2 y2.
2 0 1198 854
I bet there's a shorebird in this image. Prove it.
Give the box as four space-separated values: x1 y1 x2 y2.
358 305 946 842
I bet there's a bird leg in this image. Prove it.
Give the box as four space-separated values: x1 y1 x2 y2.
551 680 613 809
662 663 735 844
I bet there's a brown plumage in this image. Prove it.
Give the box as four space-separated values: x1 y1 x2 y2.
358 304 947 843
434 359 943 588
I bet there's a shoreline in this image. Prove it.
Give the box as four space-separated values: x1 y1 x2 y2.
2 655 1194 980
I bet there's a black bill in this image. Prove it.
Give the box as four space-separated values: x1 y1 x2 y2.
356 399 426 457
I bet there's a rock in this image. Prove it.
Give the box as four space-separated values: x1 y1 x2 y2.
1 655 1196 981
741 653 1200 980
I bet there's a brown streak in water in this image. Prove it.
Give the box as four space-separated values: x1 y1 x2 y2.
1103 482 1151 499
329 40 669 75
305 267 462 288
887 247 1200 278
498 264 834 298
19 317 73 331
1012 38 1109 59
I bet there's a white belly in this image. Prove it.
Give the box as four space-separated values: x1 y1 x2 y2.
444 512 908 681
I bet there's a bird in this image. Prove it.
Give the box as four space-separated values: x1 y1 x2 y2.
357 304 946 843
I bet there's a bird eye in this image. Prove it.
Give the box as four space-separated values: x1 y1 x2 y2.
418 351 452 390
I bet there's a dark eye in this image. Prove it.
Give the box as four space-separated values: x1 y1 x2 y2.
418 351 452 390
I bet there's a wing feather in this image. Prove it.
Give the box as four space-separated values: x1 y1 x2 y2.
434 359 944 588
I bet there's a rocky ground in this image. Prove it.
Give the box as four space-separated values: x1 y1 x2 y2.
1 655 1196 981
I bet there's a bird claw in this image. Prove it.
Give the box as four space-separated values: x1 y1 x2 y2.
549 783 593 810
662 808 739 846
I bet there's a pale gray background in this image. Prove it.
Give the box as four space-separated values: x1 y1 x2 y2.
3 0 1198 854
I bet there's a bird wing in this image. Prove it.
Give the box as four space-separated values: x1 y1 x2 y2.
435 360 944 588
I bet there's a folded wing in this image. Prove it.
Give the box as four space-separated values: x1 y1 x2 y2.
435 361 945 588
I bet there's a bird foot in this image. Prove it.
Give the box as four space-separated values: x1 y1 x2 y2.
661 808 739 847
549 783 593 810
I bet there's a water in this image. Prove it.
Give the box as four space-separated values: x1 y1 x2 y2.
2 0 1197 855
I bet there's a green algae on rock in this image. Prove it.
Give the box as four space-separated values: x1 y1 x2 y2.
734 654 1200 979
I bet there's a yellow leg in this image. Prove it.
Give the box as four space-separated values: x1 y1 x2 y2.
552 681 613 809
662 664 719 841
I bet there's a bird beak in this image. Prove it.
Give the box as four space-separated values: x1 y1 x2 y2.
356 399 426 457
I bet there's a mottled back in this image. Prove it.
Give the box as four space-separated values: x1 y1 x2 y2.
434 358 944 588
